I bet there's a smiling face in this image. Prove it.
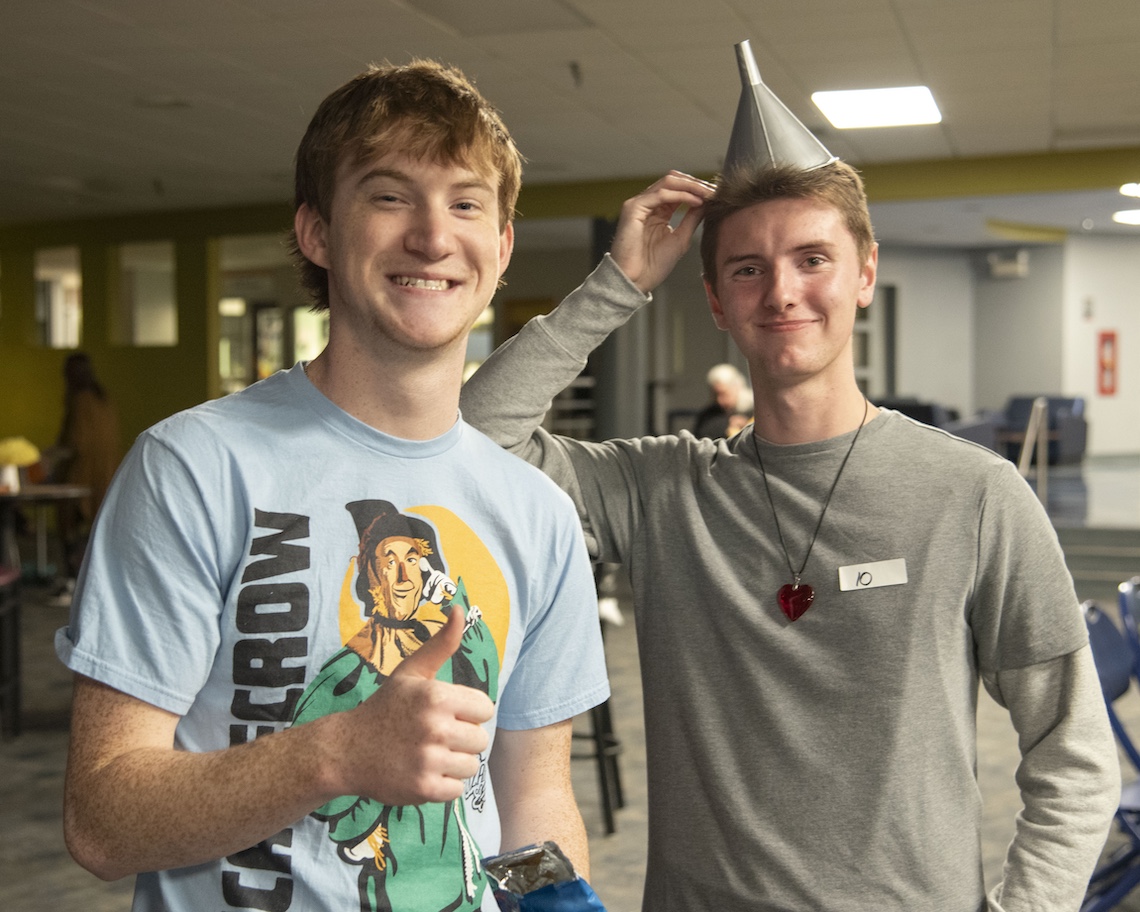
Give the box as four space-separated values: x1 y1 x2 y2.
294 149 513 359
372 535 425 620
289 61 522 311
704 196 877 393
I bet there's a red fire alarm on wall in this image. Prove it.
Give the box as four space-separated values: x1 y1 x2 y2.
1098 331 1118 396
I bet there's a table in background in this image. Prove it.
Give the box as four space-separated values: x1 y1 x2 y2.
0 483 91 581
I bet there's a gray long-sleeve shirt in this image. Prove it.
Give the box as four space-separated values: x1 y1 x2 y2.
461 255 1119 911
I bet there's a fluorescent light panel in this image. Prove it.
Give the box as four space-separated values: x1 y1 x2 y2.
812 86 941 129
1111 186 1140 224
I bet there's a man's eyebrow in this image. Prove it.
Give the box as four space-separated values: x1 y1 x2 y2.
356 166 411 187
356 167 494 195
794 239 837 253
721 252 761 268
446 175 497 196
722 240 837 266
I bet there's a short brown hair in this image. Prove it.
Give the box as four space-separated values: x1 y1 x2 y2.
699 160 874 285
289 59 523 310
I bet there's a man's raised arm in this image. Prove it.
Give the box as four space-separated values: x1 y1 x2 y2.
460 172 713 456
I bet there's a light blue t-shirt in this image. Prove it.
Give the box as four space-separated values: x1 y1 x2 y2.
57 363 609 912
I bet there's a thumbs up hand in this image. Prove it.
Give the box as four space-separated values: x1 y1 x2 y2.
329 607 494 807
392 603 469 681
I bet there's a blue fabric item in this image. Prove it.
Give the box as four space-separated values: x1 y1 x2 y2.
492 877 607 912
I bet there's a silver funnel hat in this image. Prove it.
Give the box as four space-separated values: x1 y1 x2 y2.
724 39 835 174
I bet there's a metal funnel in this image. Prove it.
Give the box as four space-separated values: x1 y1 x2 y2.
724 39 836 173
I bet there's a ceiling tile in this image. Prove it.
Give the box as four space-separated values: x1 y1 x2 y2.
1 0 1139 242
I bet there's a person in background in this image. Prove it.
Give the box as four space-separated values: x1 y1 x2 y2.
692 362 752 438
459 40 1118 911
56 59 608 912
51 351 121 586
724 404 752 438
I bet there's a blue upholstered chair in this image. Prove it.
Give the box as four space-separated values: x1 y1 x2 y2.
1082 600 1140 911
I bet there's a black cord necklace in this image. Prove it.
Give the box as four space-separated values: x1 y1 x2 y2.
752 397 869 621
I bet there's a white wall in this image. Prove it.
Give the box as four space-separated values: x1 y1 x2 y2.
655 245 743 416
876 247 976 416
1062 235 1140 455
973 246 1065 412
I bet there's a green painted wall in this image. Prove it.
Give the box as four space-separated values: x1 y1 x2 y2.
0 204 291 454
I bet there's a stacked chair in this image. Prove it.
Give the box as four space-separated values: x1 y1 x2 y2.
1082 578 1140 911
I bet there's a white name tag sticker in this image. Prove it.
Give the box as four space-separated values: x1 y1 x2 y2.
838 558 908 592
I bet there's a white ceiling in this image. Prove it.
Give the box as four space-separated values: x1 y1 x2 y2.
4 0 1140 250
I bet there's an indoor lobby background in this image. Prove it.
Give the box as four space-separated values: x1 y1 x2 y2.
3 2 1140 909
2 0 1140 459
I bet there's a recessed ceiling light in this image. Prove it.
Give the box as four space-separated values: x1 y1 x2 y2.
1111 209 1140 225
1120 182 1140 198
811 86 941 129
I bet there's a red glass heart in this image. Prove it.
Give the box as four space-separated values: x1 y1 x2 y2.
778 583 815 621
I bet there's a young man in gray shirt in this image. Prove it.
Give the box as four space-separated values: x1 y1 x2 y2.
461 154 1118 910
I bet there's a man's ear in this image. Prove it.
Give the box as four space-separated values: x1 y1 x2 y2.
498 220 515 278
294 203 330 269
704 277 729 331
857 243 879 310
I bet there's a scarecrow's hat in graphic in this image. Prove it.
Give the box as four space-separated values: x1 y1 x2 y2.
347 499 446 577
724 39 836 174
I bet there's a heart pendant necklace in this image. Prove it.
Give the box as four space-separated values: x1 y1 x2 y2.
752 397 869 622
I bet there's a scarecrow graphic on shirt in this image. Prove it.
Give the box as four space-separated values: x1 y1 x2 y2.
291 499 502 912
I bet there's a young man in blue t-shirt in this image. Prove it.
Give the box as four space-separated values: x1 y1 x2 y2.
57 60 608 912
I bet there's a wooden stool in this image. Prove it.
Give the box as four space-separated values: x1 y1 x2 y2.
574 694 624 834
574 567 626 834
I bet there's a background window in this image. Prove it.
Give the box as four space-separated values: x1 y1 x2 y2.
218 233 322 394
111 241 177 346
34 246 82 348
